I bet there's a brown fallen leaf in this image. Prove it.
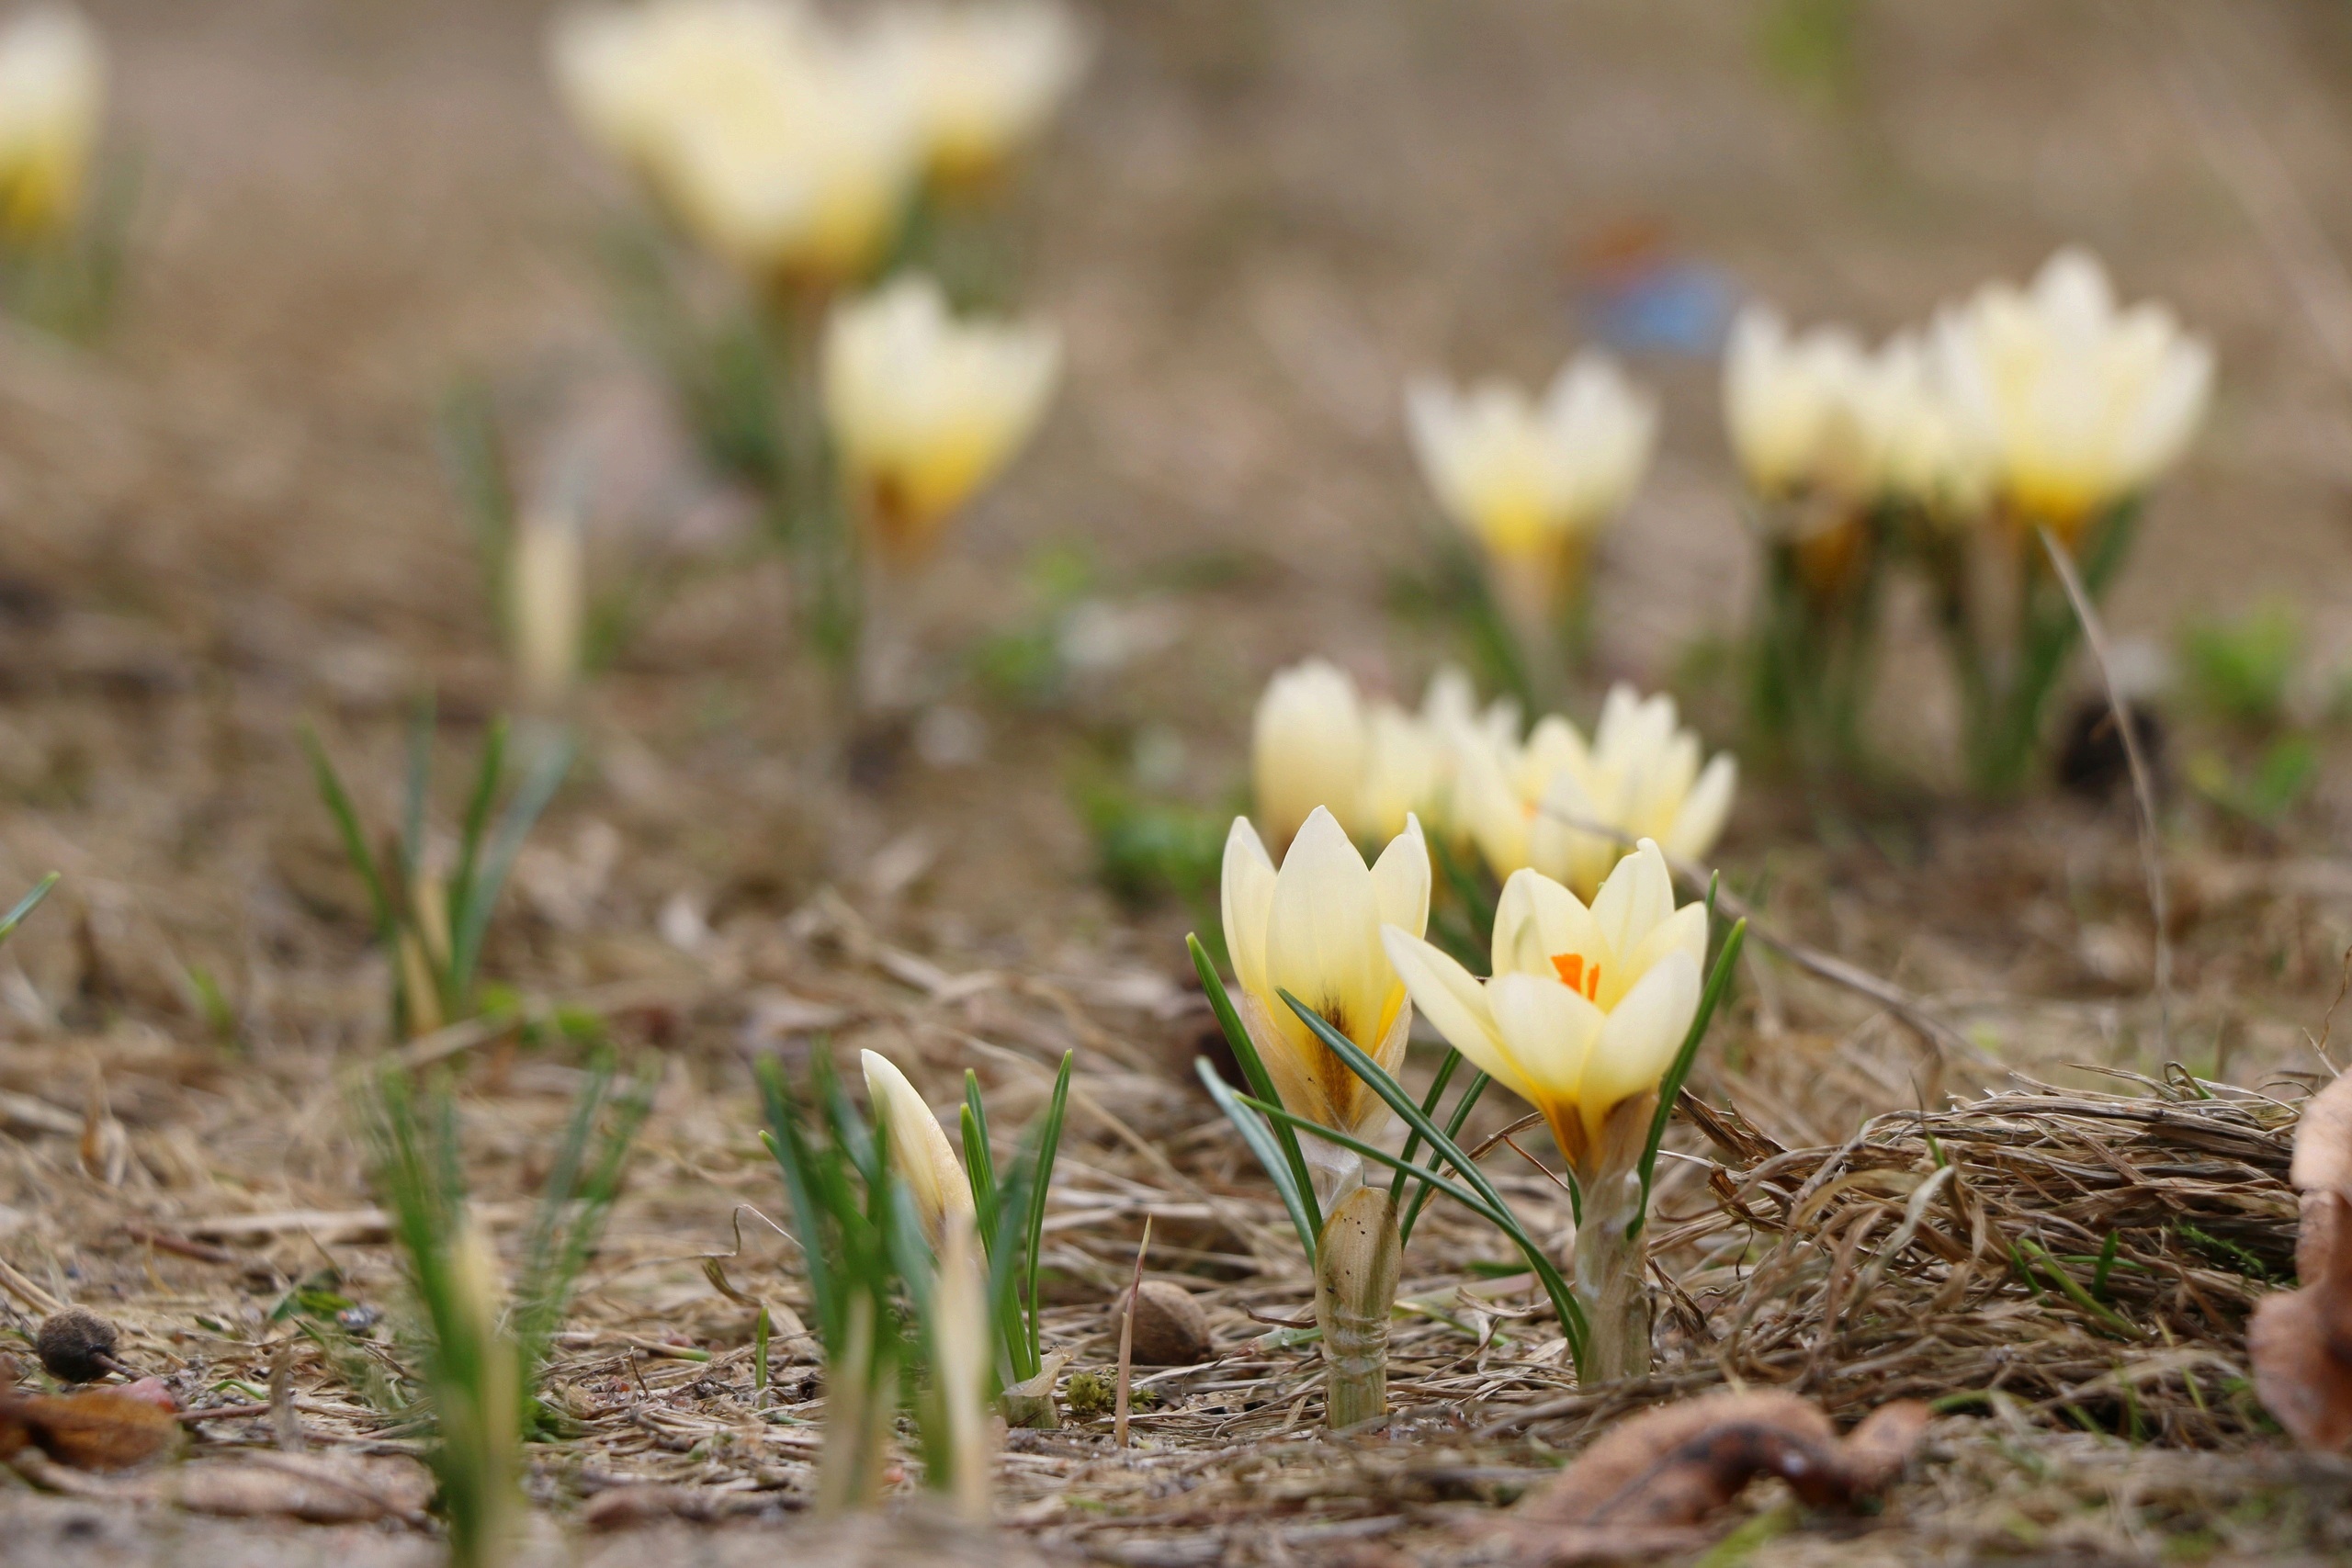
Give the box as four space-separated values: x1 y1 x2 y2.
1500 1391 1929 1564
0 1384 185 1471
2249 1077 2352 1450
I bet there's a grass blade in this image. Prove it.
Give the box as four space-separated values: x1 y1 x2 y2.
1193 1059 1319 1265
757 1058 840 1350
1275 988 1587 1367
960 1077 1000 1262
300 726 400 953
1400 1070 1490 1244
1234 1083 1586 1359
1627 917 1747 1241
0 872 60 943
447 718 510 974
1021 1051 1073 1365
1388 1046 1464 1208
448 729 571 1000
1188 933 1320 1240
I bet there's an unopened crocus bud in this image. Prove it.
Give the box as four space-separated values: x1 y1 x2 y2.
510 504 585 709
860 1048 973 1245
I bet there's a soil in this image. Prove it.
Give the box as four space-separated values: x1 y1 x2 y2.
6 0 2352 1562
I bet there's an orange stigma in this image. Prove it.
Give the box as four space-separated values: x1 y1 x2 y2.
1550 953 1600 1001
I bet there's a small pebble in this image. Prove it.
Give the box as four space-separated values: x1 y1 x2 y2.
35 1308 121 1384
1121 1280 1213 1366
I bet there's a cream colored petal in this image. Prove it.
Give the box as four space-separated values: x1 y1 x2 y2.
1606 902 1708 1010
861 1049 971 1243
1454 732 1531 878
1220 816 1278 1002
1577 950 1702 1130
1369 815 1431 940
1381 926 1534 1105
1236 988 1335 1128
1487 972 1603 1107
1664 754 1736 862
1491 867 1602 981
1590 838 1678 963
1263 807 1388 1050
1527 764 1613 898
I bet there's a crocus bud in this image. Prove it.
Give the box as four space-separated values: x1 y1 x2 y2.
860 1048 973 1245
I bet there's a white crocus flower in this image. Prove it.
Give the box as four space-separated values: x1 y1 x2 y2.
1722 305 1873 502
860 1048 974 1246
551 0 921 288
1933 247 2212 539
1380 842 1702 1183
1358 701 1444 845
1406 354 1658 616
1860 330 1992 517
0 4 102 241
1250 658 1367 852
876 0 1090 186
823 274 1060 562
1455 685 1735 899
1220 807 1430 1193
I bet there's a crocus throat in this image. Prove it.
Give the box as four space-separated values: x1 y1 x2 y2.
1550 952 1601 1002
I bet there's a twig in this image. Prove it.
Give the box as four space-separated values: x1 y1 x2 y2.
2038 525 2171 1055
123 1226 241 1265
0 1254 62 1315
1116 1216 1152 1450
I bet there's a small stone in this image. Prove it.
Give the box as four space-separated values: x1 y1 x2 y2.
35 1308 121 1383
1121 1280 1213 1366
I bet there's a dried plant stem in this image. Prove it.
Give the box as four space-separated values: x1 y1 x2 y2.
1312 1185 1402 1427
1116 1216 1150 1450
2037 525 2171 1054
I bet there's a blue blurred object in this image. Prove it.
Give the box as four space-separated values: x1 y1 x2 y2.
1577 220 1738 357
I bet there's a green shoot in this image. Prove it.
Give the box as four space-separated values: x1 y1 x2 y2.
757 1047 993 1510
303 711 573 1040
0 872 60 943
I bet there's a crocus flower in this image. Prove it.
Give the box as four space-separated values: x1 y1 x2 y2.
1250 659 1367 852
0 4 102 242
551 0 921 288
1220 807 1429 1190
876 0 1089 186
1380 840 1702 1182
1932 246 2211 540
823 274 1060 563
1455 685 1735 898
1722 305 1872 502
1406 353 1657 622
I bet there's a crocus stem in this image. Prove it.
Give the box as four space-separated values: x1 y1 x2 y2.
816 1292 891 1515
1570 1163 1651 1382
1313 1184 1401 1428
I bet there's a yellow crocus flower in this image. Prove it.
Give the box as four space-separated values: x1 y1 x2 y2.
822 274 1060 564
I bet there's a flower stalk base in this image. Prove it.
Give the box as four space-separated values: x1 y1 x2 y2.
1313 1185 1402 1428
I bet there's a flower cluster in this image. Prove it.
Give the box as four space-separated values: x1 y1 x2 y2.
1250 659 1733 898
1725 247 2213 789
552 0 1087 291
